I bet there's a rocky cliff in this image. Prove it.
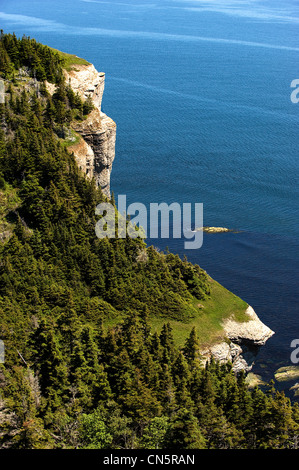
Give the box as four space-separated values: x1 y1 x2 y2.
200 305 274 373
47 62 116 198
47 59 274 374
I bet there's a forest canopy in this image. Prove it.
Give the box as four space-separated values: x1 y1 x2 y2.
0 32 298 450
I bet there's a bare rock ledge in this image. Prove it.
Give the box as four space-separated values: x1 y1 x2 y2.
46 63 116 198
200 306 275 373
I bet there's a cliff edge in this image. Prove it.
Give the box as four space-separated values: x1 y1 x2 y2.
47 62 116 198
200 305 274 372
46 55 274 374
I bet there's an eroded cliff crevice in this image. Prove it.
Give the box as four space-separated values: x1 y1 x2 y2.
71 108 116 196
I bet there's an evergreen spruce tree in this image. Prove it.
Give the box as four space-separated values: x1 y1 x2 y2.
165 409 206 449
183 326 201 367
0 31 298 450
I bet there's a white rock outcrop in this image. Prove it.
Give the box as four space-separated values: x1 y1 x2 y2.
66 64 116 198
200 306 274 373
64 63 105 111
222 306 274 347
46 62 116 198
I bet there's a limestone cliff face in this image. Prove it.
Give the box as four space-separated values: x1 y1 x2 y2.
66 64 116 198
64 63 105 110
70 106 116 197
47 63 116 197
49 61 274 374
200 306 274 373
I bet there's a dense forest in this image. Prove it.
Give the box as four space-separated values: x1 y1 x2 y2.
0 33 298 450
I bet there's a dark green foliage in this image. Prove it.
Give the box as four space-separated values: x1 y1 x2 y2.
52 82 86 123
0 34 298 450
0 31 64 83
83 95 94 116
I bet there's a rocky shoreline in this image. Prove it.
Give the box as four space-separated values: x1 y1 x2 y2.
200 306 275 373
47 59 274 375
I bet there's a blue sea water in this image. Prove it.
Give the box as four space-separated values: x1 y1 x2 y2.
0 0 298 395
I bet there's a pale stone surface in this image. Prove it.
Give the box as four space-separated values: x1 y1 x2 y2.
200 305 274 373
72 110 116 196
64 64 106 111
245 373 266 388
67 136 94 179
274 366 299 382
45 81 56 95
200 341 254 373
68 65 116 198
222 306 275 346
46 63 116 198
194 226 241 233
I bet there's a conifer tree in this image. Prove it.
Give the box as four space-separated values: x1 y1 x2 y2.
165 409 206 449
30 319 69 413
160 323 175 361
183 327 201 366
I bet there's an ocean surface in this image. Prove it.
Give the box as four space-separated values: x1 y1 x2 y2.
1 0 298 397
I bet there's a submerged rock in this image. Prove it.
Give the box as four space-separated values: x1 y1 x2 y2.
274 366 299 383
194 226 239 233
245 373 266 389
290 383 299 397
